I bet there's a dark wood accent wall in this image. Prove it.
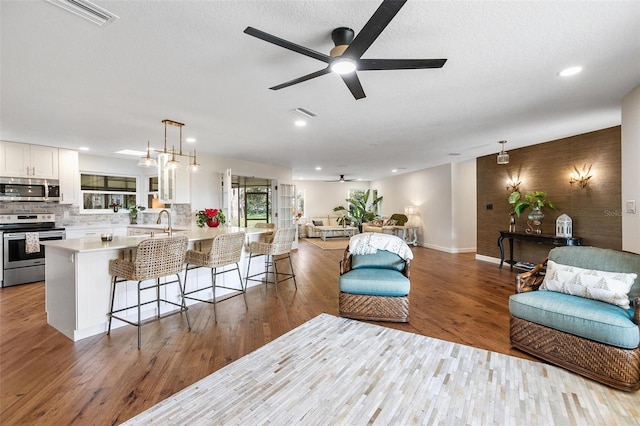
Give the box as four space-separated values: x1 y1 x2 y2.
476 126 622 264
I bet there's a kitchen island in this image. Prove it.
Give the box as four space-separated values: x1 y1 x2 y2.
42 226 268 341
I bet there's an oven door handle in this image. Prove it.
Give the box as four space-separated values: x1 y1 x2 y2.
3 231 66 240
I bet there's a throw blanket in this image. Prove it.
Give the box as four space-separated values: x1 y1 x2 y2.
25 232 40 254
349 232 413 260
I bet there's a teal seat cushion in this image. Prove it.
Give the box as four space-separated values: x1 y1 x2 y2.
509 291 639 349
339 269 409 297
351 250 406 272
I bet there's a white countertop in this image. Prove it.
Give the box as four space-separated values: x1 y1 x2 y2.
42 226 264 253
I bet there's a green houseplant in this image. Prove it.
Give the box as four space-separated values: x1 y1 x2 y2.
333 189 383 230
508 191 557 234
128 205 146 224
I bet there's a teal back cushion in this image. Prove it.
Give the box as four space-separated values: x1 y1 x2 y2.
549 246 640 299
351 250 406 272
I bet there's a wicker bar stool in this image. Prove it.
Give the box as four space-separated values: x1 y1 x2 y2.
245 227 297 297
255 222 275 243
183 231 246 322
107 235 190 349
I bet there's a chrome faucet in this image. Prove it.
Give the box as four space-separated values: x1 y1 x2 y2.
156 209 172 235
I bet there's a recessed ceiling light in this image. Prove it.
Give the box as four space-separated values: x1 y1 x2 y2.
559 66 582 77
186 138 196 143
78 146 89 151
116 149 147 156
391 169 398 173
295 120 307 127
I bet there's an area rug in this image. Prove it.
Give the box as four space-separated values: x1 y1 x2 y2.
123 314 639 425
302 237 350 250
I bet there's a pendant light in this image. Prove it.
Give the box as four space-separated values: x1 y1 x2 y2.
137 141 158 167
497 140 509 165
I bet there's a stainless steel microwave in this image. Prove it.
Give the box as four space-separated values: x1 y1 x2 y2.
0 177 60 202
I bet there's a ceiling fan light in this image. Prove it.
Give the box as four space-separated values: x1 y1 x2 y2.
331 57 357 74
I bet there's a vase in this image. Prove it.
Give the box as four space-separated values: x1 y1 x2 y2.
526 206 544 234
206 219 220 228
130 214 137 225
112 206 119 213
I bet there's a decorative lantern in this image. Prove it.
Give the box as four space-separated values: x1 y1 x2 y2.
556 214 572 238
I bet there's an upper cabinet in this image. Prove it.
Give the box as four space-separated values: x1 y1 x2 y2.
58 149 79 205
0 141 59 179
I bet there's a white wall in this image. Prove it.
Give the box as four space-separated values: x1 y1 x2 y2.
621 83 640 254
294 180 370 218
451 161 477 252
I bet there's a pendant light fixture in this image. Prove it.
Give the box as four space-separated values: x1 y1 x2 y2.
497 140 509 165
137 141 158 167
137 119 200 172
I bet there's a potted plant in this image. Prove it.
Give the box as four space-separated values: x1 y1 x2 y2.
128 205 146 224
508 191 557 234
333 189 383 232
196 208 226 228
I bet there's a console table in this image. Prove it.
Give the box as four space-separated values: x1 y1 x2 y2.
498 231 582 269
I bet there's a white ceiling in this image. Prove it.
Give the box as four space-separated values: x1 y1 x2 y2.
1 1 639 181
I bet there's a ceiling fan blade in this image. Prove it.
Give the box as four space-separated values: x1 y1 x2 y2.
358 58 447 70
344 0 407 59
244 26 330 63
269 68 331 90
340 73 366 100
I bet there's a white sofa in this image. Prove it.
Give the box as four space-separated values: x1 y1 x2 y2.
304 215 345 238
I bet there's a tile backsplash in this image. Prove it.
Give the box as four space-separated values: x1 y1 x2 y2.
0 202 194 228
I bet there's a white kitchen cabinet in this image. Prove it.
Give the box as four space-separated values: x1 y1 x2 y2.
157 153 190 204
58 149 79 204
0 141 59 179
65 226 127 239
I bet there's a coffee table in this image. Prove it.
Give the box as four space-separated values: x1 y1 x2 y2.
317 226 357 241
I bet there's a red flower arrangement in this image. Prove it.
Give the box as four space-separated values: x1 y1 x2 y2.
196 208 226 228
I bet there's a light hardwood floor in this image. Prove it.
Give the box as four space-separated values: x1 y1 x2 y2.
0 240 534 425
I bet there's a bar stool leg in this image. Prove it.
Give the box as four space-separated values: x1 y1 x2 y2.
273 255 279 298
157 277 163 318
287 253 298 289
236 265 248 309
211 267 218 322
107 276 117 335
137 280 143 349
177 274 191 330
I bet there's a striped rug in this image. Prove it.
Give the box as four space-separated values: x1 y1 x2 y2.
123 314 639 425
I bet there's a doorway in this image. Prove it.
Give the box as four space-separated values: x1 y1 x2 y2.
229 176 272 227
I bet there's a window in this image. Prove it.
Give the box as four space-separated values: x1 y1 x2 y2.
80 173 138 212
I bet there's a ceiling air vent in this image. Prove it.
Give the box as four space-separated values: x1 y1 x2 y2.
45 0 119 27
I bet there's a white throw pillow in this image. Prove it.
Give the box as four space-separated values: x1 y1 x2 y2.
540 260 637 309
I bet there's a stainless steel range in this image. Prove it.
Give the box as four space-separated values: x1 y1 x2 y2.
1 214 65 287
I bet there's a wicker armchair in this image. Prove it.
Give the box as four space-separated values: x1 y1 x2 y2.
183 231 246 322
509 246 640 391
107 235 190 349
245 227 297 297
338 234 412 322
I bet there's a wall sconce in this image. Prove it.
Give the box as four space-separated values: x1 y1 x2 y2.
569 164 593 189
497 140 509 164
505 167 521 192
506 178 521 193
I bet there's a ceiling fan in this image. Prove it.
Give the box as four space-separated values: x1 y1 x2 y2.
325 175 356 183
244 0 447 100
